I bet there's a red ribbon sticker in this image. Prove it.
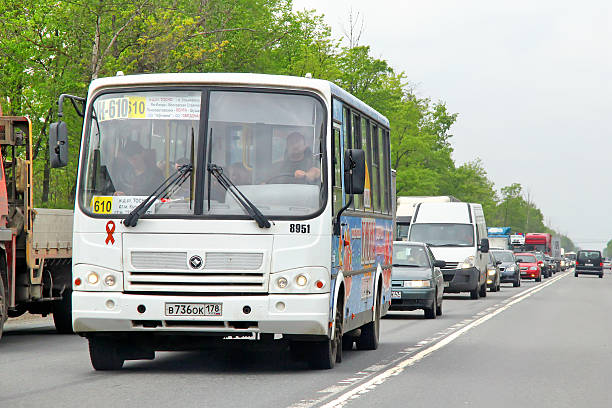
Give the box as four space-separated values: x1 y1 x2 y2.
105 221 116 245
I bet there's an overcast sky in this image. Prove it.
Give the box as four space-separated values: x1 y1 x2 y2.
293 0 612 250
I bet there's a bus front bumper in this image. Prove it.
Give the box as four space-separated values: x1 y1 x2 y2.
72 292 330 336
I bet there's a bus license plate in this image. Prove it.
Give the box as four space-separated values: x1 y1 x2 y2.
165 303 222 316
391 291 402 299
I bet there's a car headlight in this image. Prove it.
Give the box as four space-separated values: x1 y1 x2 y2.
461 256 475 269
404 280 431 288
529 266 538 271
487 268 496 276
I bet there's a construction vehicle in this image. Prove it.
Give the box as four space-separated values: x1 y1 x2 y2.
0 110 73 339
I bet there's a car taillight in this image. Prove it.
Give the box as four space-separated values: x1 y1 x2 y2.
600 262 604 267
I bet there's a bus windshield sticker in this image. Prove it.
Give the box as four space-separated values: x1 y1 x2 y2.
96 94 201 122
91 196 158 215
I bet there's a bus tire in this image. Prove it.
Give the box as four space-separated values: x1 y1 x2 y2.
479 281 487 298
470 287 480 299
309 304 342 369
356 284 381 351
89 337 125 371
0 274 6 341
53 289 73 334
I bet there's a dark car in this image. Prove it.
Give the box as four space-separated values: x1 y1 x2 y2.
486 252 501 292
390 241 445 319
534 252 550 278
491 249 521 287
575 250 604 278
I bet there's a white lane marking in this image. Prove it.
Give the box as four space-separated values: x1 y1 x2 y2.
317 272 568 408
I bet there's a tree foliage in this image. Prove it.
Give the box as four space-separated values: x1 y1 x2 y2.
0 0 577 246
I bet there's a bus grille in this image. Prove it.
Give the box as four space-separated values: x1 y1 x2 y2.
126 251 267 293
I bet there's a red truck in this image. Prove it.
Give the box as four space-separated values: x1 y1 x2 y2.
524 233 552 255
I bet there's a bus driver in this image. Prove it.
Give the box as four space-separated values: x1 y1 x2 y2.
269 131 320 184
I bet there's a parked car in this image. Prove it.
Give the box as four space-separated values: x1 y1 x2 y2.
407 202 490 300
516 252 542 282
534 252 550 278
491 249 521 287
390 241 445 318
575 250 604 278
486 252 501 292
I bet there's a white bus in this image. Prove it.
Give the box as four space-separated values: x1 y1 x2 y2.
50 73 394 370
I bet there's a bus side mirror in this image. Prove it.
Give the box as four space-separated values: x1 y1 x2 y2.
344 149 365 195
49 121 68 168
479 238 489 253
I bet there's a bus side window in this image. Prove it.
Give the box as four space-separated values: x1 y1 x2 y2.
372 125 380 212
343 107 352 208
332 126 342 215
352 112 362 211
378 128 388 213
362 117 372 211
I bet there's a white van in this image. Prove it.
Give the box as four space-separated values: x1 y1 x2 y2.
407 202 490 299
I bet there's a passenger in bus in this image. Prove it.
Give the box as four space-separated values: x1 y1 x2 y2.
268 131 320 184
113 140 163 196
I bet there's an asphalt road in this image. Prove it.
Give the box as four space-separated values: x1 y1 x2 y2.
1 268 606 408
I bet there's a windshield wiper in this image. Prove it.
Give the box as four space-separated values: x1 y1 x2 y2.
392 263 423 268
123 164 193 227
207 163 271 228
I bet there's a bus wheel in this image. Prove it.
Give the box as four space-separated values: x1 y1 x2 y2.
89 337 125 371
309 305 342 369
357 285 381 350
53 289 73 334
0 274 6 341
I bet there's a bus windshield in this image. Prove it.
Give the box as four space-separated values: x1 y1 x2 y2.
79 89 326 218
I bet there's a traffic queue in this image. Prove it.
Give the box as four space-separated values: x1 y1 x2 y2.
391 199 579 319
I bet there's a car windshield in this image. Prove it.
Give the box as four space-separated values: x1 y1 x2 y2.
408 223 474 247
492 251 515 262
578 251 601 262
79 89 326 217
392 245 430 267
516 254 536 263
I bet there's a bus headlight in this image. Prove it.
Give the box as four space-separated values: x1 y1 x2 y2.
104 274 116 287
73 264 122 291
269 267 329 293
277 277 288 289
87 272 99 285
296 274 308 287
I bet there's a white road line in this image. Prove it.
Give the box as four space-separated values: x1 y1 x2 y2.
316 272 568 408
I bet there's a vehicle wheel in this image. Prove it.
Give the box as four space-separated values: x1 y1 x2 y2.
599 274 603 279
536 276 542 282
470 287 480 299
490 284 497 293
436 299 442 316
497 282 501 292
53 289 73 334
89 337 125 370
513 278 520 288
310 300 343 369
574 273 578 277
0 274 6 341
424 297 437 319
356 286 381 350
479 282 487 297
